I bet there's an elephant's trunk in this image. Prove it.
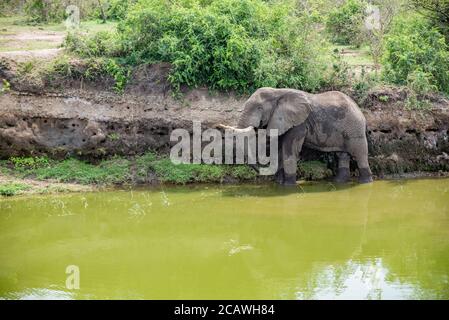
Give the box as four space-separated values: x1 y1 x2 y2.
237 109 254 129
216 101 260 132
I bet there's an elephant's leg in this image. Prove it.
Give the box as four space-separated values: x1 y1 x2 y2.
334 152 351 183
275 136 285 184
349 138 373 184
281 124 307 186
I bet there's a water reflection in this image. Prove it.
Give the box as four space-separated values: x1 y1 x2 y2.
295 259 415 300
2 288 75 300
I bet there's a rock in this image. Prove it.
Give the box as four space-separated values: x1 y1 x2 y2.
386 153 399 162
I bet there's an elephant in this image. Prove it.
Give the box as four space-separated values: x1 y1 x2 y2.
218 87 373 185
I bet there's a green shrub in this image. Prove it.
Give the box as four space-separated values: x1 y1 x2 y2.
46 55 82 79
410 0 449 42
2 153 260 186
135 151 257 184
404 70 436 110
406 69 438 96
228 165 258 180
107 0 135 20
382 15 449 94
4 156 129 184
325 0 368 46
10 156 49 169
24 0 64 23
45 53 129 93
21 157 131 184
64 31 122 58
103 58 130 92
0 182 31 196
149 158 224 184
112 0 333 92
297 161 333 181
351 67 381 103
1 79 11 94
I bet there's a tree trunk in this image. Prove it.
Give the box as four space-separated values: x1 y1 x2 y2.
97 0 107 23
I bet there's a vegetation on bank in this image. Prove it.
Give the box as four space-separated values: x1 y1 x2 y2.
0 179 93 196
1 1 448 194
63 0 336 93
1 1 448 105
0 152 259 187
326 0 368 47
0 182 31 196
0 153 338 196
382 15 449 95
60 0 449 98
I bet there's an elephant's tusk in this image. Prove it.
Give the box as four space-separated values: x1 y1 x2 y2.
216 124 254 133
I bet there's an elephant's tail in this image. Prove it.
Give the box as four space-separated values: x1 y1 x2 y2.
365 125 373 153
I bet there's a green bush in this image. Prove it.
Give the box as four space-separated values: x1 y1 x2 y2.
32 157 131 184
0 182 31 196
382 15 449 94
297 161 333 181
46 55 83 79
410 0 449 42
111 0 333 92
107 0 135 20
403 69 437 110
149 158 226 184
325 0 367 46
1 153 259 186
10 156 49 169
44 53 129 93
149 159 257 184
406 69 438 96
63 31 122 58
24 0 64 23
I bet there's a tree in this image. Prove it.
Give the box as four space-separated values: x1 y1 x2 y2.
382 15 449 94
325 0 368 47
366 0 403 73
97 0 107 23
410 0 449 40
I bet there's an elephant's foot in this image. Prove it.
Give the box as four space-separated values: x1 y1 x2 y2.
333 167 350 184
282 174 297 186
275 169 285 185
358 168 373 184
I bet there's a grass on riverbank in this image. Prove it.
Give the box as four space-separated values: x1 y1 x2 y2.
0 182 31 196
0 152 259 187
0 153 337 197
0 179 94 197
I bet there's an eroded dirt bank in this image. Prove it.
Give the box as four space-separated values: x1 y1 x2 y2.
1 62 449 178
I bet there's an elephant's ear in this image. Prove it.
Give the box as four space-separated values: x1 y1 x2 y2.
267 92 311 136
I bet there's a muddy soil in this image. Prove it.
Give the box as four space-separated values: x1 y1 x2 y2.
1 60 448 178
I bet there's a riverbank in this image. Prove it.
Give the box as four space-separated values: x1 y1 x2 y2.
1 55 449 195
1 154 448 197
0 175 95 196
0 152 262 197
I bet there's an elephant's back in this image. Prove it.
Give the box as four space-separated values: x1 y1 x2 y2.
310 91 366 137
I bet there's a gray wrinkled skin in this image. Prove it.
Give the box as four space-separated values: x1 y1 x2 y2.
237 87 373 185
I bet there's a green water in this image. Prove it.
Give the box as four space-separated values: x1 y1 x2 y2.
0 179 448 300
